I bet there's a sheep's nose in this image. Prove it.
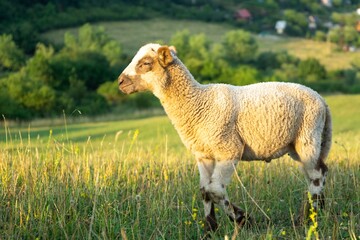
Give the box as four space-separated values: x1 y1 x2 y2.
118 74 126 86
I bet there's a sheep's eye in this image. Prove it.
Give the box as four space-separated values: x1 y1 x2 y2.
143 62 151 66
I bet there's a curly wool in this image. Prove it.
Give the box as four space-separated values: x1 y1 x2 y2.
159 57 330 164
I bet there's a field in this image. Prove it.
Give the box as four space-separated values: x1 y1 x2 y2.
0 94 359 239
42 18 359 70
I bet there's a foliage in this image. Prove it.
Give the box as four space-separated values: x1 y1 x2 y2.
63 24 123 67
222 30 258 64
0 24 120 119
314 31 326 42
97 80 125 105
298 58 327 83
283 9 308 36
328 13 360 48
227 65 261 86
0 34 25 71
2 20 360 119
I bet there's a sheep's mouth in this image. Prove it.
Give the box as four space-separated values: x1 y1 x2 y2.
118 74 135 94
118 74 147 94
119 83 136 94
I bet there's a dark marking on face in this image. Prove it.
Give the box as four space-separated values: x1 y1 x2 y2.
135 56 154 74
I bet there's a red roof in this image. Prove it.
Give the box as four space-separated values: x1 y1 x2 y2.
235 9 252 19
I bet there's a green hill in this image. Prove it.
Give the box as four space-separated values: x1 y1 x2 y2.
42 19 358 70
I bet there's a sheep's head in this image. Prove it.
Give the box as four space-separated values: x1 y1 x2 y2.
118 43 176 95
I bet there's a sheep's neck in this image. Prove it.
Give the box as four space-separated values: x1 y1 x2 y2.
159 62 208 131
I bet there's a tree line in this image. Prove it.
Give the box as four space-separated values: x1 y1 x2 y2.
1 24 360 120
2 0 360 53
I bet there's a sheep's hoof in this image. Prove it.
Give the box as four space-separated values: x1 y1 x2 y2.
229 204 253 228
236 213 253 229
296 193 325 226
204 215 218 232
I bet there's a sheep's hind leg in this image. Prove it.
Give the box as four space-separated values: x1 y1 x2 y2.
295 136 328 224
298 160 328 225
304 161 328 211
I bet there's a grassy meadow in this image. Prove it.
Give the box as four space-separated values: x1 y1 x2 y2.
42 19 359 70
0 94 359 239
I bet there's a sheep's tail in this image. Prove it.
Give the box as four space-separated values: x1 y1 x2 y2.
319 104 332 169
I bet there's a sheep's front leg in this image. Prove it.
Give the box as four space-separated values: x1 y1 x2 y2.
197 159 218 232
208 160 252 227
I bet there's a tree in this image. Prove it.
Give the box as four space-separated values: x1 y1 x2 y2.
327 27 342 46
97 80 125 105
26 43 54 85
222 30 258 64
225 66 261 86
269 63 300 82
283 9 308 36
63 23 123 67
53 51 114 91
169 29 191 60
170 30 212 81
0 80 30 119
4 71 56 114
314 31 326 42
0 34 25 71
343 26 358 46
298 58 327 83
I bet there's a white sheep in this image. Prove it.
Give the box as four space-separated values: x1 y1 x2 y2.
118 43 332 233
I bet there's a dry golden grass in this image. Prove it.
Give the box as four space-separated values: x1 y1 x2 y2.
0 94 359 239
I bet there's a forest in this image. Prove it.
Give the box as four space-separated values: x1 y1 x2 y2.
1 0 360 119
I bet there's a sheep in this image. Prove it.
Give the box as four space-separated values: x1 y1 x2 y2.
118 43 332 233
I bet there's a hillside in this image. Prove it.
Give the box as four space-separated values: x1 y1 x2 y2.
42 19 358 70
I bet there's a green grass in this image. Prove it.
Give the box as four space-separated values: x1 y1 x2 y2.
41 19 358 70
0 94 359 239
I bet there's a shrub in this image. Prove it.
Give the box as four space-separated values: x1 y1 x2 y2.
298 58 327 83
222 30 258 64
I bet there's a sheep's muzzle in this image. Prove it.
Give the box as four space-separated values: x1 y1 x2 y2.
118 74 141 94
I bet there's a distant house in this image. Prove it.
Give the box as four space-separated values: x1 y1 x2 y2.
234 9 252 21
275 20 286 34
321 0 332 7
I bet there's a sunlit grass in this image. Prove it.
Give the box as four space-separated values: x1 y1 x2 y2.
0 94 360 239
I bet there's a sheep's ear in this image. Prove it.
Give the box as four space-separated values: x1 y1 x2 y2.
158 46 174 67
169 45 177 55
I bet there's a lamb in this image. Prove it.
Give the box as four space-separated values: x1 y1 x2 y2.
118 43 332 233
